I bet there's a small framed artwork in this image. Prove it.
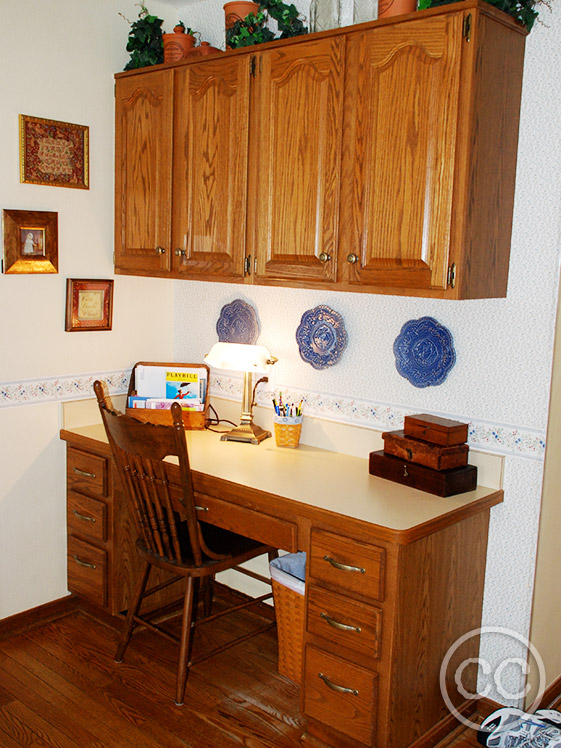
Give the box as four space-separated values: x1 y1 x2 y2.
65 279 114 332
20 114 89 189
2 209 58 274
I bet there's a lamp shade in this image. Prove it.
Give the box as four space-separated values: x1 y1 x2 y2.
204 342 277 373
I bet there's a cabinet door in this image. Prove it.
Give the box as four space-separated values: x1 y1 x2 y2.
172 57 250 280
340 13 464 291
115 70 173 273
250 38 345 285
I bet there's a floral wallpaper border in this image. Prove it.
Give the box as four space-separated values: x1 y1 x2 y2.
0 370 546 459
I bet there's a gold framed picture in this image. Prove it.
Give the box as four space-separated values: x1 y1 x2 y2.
65 279 114 332
20 114 89 189
2 209 58 274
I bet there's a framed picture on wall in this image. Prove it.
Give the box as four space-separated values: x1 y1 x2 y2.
65 279 114 332
2 209 58 274
19 114 89 189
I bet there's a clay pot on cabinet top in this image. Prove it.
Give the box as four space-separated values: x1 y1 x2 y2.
223 1 260 29
163 26 195 63
377 0 417 18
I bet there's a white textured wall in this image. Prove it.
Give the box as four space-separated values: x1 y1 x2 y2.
172 2 561 703
0 0 175 618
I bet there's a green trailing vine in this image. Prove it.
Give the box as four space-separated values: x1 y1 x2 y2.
226 0 308 49
120 3 164 70
418 0 547 31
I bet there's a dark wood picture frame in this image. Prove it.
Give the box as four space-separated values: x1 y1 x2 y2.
2 209 58 274
20 114 89 189
65 279 114 332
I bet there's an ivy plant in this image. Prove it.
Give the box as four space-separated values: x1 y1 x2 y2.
418 0 545 31
121 3 164 70
226 0 308 49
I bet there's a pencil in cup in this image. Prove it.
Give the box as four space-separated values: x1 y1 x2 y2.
273 415 303 448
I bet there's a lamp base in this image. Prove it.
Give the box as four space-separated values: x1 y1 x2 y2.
220 421 271 445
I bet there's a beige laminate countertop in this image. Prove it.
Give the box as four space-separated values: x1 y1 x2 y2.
61 424 503 543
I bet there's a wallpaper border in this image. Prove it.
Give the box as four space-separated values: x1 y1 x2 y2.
0 370 546 460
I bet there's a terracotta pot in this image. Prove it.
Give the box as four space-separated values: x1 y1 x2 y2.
223 1 260 29
186 41 222 58
163 30 195 63
377 0 416 18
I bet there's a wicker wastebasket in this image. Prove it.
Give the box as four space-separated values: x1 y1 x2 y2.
270 552 306 684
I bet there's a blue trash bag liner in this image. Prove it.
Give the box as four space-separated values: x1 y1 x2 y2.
270 552 306 595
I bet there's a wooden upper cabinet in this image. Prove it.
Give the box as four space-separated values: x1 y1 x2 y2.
249 37 345 285
172 57 250 281
115 69 173 273
340 14 463 292
340 6 526 298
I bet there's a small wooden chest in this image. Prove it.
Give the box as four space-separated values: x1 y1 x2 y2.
368 451 477 497
382 430 468 471
403 414 468 446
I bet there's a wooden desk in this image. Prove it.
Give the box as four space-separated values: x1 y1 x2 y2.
60 425 502 748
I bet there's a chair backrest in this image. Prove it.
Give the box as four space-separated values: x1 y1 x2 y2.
94 380 207 567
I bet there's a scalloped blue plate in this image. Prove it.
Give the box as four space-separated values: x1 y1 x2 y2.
216 299 259 344
394 317 456 387
296 305 348 370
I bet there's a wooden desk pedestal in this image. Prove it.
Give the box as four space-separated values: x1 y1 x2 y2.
61 426 502 748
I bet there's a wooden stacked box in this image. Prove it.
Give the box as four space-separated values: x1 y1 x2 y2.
369 414 477 497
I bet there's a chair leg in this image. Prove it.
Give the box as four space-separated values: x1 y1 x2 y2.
115 560 151 663
268 549 279 562
175 576 196 706
201 574 214 618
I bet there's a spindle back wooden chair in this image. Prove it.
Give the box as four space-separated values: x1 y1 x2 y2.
94 380 276 705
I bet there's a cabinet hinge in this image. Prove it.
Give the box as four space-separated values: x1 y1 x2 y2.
250 56 256 77
463 13 472 42
244 255 251 275
447 263 457 288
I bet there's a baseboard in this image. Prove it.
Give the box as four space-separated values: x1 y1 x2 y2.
534 674 561 710
0 594 79 641
408 699 479 748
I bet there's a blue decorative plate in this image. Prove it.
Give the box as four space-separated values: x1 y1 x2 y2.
296 305 348 370
393 317 456 387
216 299 259 344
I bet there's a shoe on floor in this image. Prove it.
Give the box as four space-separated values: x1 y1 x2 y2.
477 707 561 747
535 709 561 728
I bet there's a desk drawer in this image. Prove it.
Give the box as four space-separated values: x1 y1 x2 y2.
67 535 107 607
67 448 108 498
307 584 382 660
67 491 107 543
194 492 297 551
304 644 377 746
309 529 385 602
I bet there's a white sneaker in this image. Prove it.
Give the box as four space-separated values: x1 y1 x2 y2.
478 707 561 747
535 710 561 728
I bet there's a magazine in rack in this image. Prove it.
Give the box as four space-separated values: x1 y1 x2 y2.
125 361 210 430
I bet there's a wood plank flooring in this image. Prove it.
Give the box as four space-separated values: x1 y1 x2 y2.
0 601 496 748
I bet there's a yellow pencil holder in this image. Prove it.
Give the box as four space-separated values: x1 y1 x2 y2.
274 416 303 448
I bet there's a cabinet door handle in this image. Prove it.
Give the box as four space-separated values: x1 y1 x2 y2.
318 252 331 263
320 612 361 633
323 555 365 574
347 253 359 264
73 467 96 479
73 510 96 523
72 555 96 570
174 248 186 257
155 246 166 255
318 672 358 696
195 505 209 512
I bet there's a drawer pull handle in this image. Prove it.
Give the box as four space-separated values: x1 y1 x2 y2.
73 555 96 570
195 505 209 512
320 612 361 633
323 555 365 574
318 672 358 696
73 467 96 479
73 510 96 523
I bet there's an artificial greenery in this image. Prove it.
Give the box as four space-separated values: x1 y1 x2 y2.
226 0 308 49
417 0 543 30
121 3 164 70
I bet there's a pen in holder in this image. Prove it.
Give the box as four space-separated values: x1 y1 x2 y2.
274 415 303 448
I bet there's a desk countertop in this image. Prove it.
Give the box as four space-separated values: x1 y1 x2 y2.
61 424 503 543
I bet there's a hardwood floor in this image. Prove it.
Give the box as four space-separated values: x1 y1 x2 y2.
0 598 494 748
